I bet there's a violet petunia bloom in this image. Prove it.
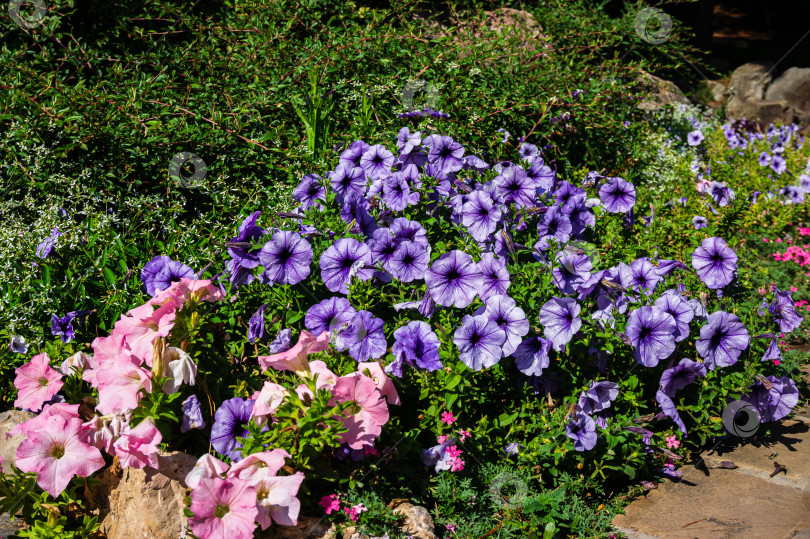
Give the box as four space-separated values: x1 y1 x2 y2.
462 154 490 173
578 381 619 414
552 252 592 295
397 127 422 154
426 135 465 176
478 253 510 301
536 206 572 246
390 218 429 250
339 140 371 168
51 311 90 343
181 394 205 433
247 304 268 344
708 181 735 207
9 335 29 354
494 165 536 208
267 328 293 354
767 287 804 333
141 256 197 297
475 295 529 356
512 337 552 376
293 173 326 210
659 358 707 397
330 163 367 202
387 321 442 377
425 250 483 308
538 297 582 352
741 375 798 423
566 413 598 451
211 397 256 462
696 311 750 370
656 259 690 277
770 154 787 174
359 144 395 181
305 297 356 337
340 310 386 363
599 177 636 213
758 151 771 167
388 240 429 282
654 290 694 342
692 215 708 229
382 173 419 211
259 231 313 285
319 238 374 294
462 190 502 242
656 390 687 434
453 314 506 371
624 306 677 367
753 333 782 362
553 181 586 214
367 227 400 271
36 226 61 259
781 185 806 205
687 130 704 146
618 259 661 298
691 237 737 290
228 211 267 270
519 142 539 160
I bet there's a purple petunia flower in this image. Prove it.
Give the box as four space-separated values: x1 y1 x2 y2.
390 218 429 250
552 252 592 295
319 238 374 294
553 181 586 214
599 177 636 213
140 255 197 297
453 314 506 371
367 227 400 271
566 413 597 451
767 287 804 333
538 297 582 352
426 135 465 176
536 206 572 246
461 190 502 242
474 295 529 356
340 310 386 363
267 328 293 354
578 381 619 414
397 127 422 154
181 394 205 433
258 231 313 285
305 297 356 337
359 144 395 181
36 226 61 259
696 311 750 370
512 336 552 376
781 185 805 205
519 142 539 160
691 237 737 290
618 259 661 298
247 304 268 344
382 172 420 211
478 253 510 301
387 321 443 377
770 154 786 175
51 311 90 343
758 151 771 166
293 173 326 210
659 358 707 397
9 335 29 354
654 290 694 342
656 390 687 435
496 128 510 144
687 130 704 146
692 215 707 229
228 211 267 270
708 181 735 207
210 397 255 461
741 375 798 423
752 332 782 362
330 163 367 202
340 140 371 168
425 250 483 308
388 240 429 282
494 165 536 208
624 306 677 367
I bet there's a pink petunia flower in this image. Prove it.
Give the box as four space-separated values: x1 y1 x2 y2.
113 302 176 366
353 362 401 406
459 430 471 442
258 330 330 376
254 472 305 528
94 354 152 414
113 417 162 469
150 278 224 310
13 352 63 412
188 477 258 539
665 435 680 449
294 360 339 402
441 411 457 425
15 414 105 497
790 286 798 292
251 382 288 426
185 454 230 489
330 374 390 450
227 449 289 483
763 238 769 242
344 502 367 522
319 494 341 514
776 238 783 243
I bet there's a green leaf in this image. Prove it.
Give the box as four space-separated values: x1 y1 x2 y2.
498 411 519 427
445 374 462 390
103 267 116 287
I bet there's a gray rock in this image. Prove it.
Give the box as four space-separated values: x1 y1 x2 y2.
707 80 728 102
0 410 35 473
727 98 794 126
728 61 774 103
766 67 810 128
635 71 689 111
392 502 437 539
263 515 336 538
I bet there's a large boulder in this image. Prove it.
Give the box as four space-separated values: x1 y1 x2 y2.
93 452 197 539
391 502 437 539
635 71 689 112
766 67 810 129
725 61 795 125
0 410 35 474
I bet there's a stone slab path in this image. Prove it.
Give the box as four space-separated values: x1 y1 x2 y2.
613 365 810 539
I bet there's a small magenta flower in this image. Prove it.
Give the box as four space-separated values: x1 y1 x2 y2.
319 494 341 515
665 435 680 449
441 411 457 425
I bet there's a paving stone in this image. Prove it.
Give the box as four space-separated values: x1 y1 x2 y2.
612 464 810 539
704 419 810 491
